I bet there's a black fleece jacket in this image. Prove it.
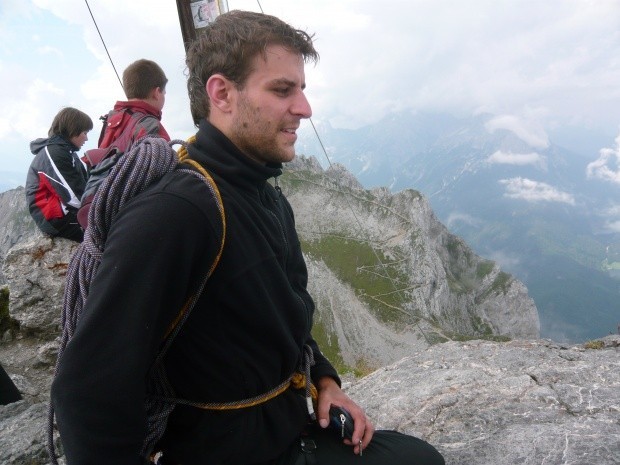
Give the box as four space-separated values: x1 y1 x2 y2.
51 120 339 465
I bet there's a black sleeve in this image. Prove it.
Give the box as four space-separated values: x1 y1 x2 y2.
51 174 222 465
308 336 342 388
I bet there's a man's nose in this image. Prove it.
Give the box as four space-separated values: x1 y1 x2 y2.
292 91 312 119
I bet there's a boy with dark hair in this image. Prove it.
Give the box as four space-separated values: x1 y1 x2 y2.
26 107 93 242
75 59 172 229
98 58 170 150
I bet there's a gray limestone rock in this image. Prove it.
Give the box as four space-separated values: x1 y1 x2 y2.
0 401 50 465
0 187 39 285
346 337 620 465
3 236 78 338
1 338 618 464
285 156 539 358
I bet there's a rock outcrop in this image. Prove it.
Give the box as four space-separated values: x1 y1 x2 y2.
348 337 620 465
0 187 38 285
285 156 539 369
1 236 78 408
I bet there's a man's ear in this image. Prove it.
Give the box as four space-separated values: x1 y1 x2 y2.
207 74 234 113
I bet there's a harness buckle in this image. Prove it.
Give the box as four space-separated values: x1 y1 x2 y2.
300 437 317 453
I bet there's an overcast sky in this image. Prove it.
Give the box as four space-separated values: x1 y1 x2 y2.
1 0 620 188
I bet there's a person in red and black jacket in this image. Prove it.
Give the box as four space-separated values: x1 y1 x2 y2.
25 107 93 242
96 59 170 152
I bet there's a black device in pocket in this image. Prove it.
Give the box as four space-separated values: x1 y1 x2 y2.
329 406 354 440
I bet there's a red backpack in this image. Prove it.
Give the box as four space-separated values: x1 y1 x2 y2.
78 109 150 229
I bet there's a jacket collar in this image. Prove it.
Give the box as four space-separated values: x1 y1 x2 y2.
29 135 78 155
112 100 162 119
189 119 283 190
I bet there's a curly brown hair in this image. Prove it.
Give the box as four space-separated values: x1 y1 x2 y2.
185 10 319 126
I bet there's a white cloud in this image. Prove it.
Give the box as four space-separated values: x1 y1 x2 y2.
36 45 62 58
2 0 620 178
485 115 549 149
596 204 620 233
0 76 65 141
446 212 481 229
499 177 575 205
486 150 546 168
602 204 620 217
486 250 522 273
605 220 620 233
586 133 620 185
0 118 9 139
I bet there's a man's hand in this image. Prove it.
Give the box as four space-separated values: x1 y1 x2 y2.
315 376 375 455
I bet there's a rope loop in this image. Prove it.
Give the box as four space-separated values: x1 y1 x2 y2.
48 136 185 465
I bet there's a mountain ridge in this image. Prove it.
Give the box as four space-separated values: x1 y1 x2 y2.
297 110 620 342
0 157 538 376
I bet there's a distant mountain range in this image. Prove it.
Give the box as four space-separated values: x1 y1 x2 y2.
297 111 620 342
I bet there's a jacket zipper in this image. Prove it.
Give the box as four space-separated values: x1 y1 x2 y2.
259 182 312 330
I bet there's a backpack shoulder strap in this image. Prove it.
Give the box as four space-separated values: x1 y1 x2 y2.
96 113 109 148
99 108 151 152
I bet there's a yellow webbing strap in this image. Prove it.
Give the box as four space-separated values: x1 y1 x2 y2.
176 134 224 224
183 372 317 411
163 135 226 341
